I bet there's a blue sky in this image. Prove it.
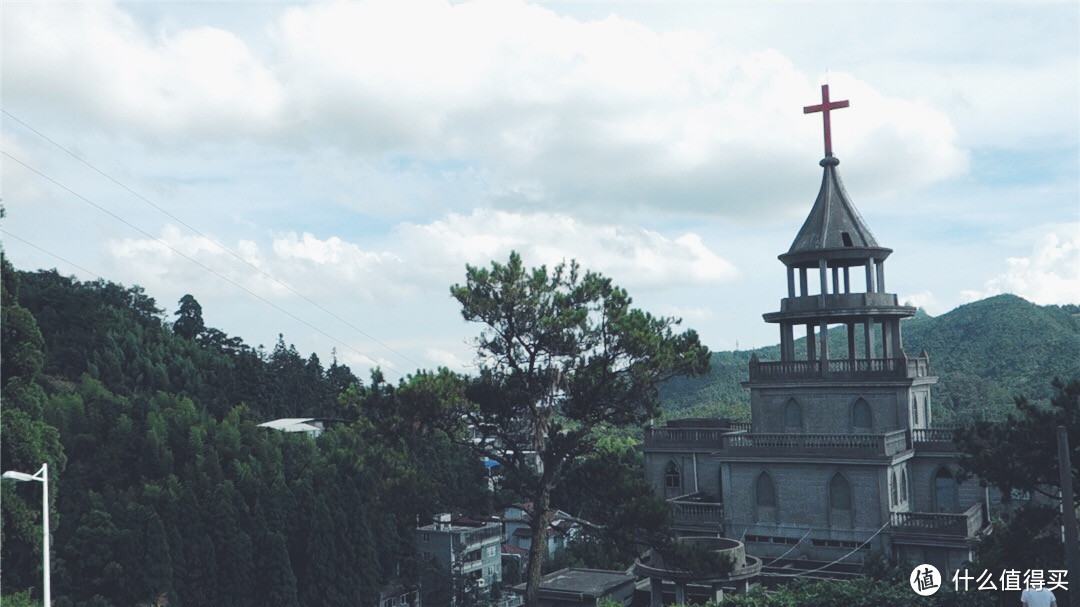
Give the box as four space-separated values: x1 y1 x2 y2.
2 1 1077 379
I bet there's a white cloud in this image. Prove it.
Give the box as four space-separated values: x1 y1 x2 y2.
4 0 969 218
900 291 946 316
961 228 1079 305
104 210 736 308
395 209 739 291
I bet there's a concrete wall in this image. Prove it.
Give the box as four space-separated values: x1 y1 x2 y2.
751 385 919 433
907 456 983 514
721 459 887 533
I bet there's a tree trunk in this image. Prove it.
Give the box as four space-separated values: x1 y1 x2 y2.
523 491 554 607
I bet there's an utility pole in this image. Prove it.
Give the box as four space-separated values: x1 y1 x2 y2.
1057 426 1079 607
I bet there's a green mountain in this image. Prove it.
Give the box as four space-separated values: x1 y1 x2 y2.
660 294 1080 422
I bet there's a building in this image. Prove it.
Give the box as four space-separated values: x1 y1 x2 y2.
417 514 504 599
502 504 577 559
513 568 636 607
642 85 988 579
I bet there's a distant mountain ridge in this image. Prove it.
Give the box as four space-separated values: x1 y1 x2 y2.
660 294 1080 422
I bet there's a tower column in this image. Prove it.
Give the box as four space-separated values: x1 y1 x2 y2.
787 266 796 298
843 266 851 294
783 323 795 360
799 268 808 297
820 322 830 365
865 259 875 293
876 260 886 293
819 260 828 303
881 320 891 359
847 322 856 361
831 266 840 294
806 323 817 362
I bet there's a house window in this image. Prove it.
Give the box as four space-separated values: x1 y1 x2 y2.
890 470 898 506
934 467 958 513
912 396 919 425
829 473 851 511
756 472 777 508
852 398 872 430
664 460 681 490
784 398 803 430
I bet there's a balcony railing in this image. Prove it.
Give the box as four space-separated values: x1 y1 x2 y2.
912 427 961 444
461 525 502 546
721 429 910 458
748 356 932 382
645 428 911 458
778 292 900 313
891 503 984 539
644 420 749 448
669 493 724 529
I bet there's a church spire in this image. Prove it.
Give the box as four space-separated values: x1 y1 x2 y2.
782 84 884 263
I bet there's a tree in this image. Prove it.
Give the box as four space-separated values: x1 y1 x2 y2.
172 294 205 340
955 378 1079 594
956 378 1080 504
449 252 709 607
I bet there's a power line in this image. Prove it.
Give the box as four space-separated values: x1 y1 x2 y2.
2 150 402 376
2 109 424 371
0 229 107 281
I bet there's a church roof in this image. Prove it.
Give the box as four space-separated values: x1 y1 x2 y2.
787 156 880 255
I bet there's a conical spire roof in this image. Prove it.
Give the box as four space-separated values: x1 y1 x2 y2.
787 156 879 254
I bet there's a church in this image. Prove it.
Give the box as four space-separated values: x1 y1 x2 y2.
642 85 988 579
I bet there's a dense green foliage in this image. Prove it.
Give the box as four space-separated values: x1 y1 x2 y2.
659 295 1080 422
1 261 489 606
673 577 994 607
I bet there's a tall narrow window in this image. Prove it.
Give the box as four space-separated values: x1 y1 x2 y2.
784 398 803 430
756 472 777 508
934 467 958 513
852 398 872 431
665 460 681 491
912 396 920 425
717 467 725 504
890 470 898 506
901 468 909 503
829 473 852 511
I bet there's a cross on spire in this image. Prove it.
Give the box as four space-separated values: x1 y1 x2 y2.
803 84 849 157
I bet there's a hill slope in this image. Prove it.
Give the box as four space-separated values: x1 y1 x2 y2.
660 294 1080 422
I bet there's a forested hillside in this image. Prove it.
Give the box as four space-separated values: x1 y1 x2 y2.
660 295 1080 422
1 261 490 607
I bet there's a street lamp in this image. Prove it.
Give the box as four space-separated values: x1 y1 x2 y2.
2 463 50 606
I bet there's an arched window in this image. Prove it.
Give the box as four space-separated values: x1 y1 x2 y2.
901 468 909 503
784 398 803 429
933 467 958 513
890 470 898 506
756 471 777 508
664 461 681 490
911 396 920 425
852 398 872 430
829 473 851 511
717 467 725 504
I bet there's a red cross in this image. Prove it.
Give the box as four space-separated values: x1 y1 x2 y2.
803 84 849 157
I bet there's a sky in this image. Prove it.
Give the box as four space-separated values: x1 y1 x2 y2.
2 1 1078 381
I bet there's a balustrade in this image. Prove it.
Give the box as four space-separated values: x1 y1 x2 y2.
891 503 983 538
912 428 960 444
748 356 931 381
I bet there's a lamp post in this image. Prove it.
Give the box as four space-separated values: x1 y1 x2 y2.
2 463 50 606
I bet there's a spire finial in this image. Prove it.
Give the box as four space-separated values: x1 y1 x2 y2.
803 84 849 157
